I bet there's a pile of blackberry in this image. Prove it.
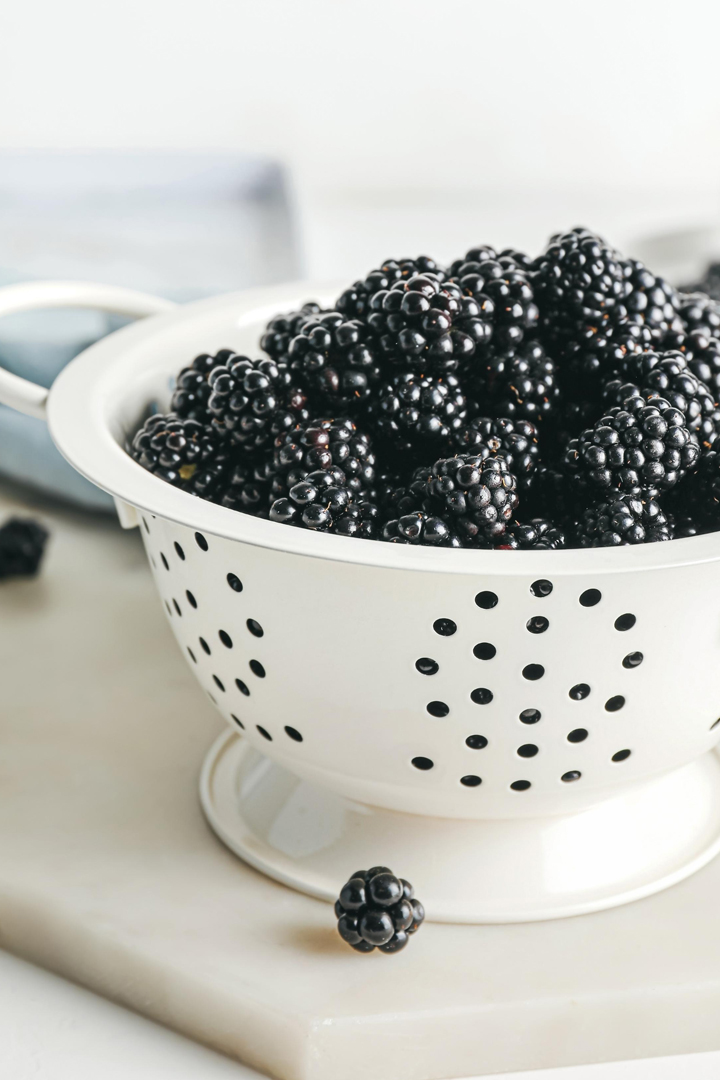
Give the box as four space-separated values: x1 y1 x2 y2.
129 228 720 548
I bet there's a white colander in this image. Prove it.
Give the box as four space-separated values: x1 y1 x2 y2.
3 279 720 924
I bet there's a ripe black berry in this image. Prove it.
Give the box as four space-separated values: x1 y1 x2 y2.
259 302 322 360
0 517 49 580
335 868 424 953
287 311 381 409
452 415 539 488
503 518 566 549
171 349 235 422
409 454 519 544
271 417 376 498
336 257 444 319
468 340 559 423
576 494 672 546
368 371 467 457
130 413 228 495
208 355 309 450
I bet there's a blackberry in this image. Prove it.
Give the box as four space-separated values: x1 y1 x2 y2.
622 260 681 337
336 257 444 320
502 517 566 549
335 867 424 953
679 293 720 337
271 418 375 497
287 311 380 408
367 274 492 374
448 244 500 276
207 355 309 450
170 348 235 422
565 399 699 497
449 251 538 351
260 302 322 361
661 327 720 400
269 470 353 532
452 415 539 488
532 228 629 352
382 510 463 546
680 449 720 528
576 494 672 546
218 459 272 517
367 371 466 458
130 413 227 495
471 340 559 423
0 517 49 580
412 454 519 544
333 501 380 540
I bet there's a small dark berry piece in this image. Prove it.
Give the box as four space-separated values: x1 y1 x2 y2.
335 868 423 953
0 517 49 580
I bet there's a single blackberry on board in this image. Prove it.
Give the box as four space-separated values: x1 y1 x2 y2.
336 257 444 320
576 493 672 547
170 348 235 422
470 340 559 423
367 371 467 458
678 293 720 337
271 418 376 497
621 260 681 337
260 302 322 361
286 311 381 409
411 454 519 544
130 413 227 494
335 867 424 953
207 355 309 450
452 416 539 488
0 518 49 580
367 274 492 374
532 228 629 352
501 517 566 549
564 399 699 497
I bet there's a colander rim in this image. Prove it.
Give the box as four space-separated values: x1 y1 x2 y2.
47 280 720 576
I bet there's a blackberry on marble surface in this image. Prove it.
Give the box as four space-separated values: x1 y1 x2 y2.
564 400 699 497
130 414 226 493
287 311 381 409
532 228 629 352
272 418 376 497
335 868 424 953
260 302 322 361
367 371 467 458
576 493 672 547
336 257 445 320
170 349 235 422
207 355 309 450
452 416 539 488
0 518 49 580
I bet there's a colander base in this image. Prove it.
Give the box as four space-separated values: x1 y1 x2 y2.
200 731 720 923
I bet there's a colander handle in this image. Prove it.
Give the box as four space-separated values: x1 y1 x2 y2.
0 280 176 421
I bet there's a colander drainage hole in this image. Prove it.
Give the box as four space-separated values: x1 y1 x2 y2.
522 664 545 681
247 619 264 638
174 542 185 561
227 573 243 593
561 771 581 782
526 617 549 634
579 589 601 607
473 642 496 660
433 618 457 636
612 749 631 762
416 658 439 675
231 714 245 729
256 725 272 741
567 728 588 743
530 579 553 597
475 591 498 609
173 599 182 617
569 683 590 700
285 726 303 742
213 675 225 692
412 756 434 770
511 780 531 791
186 590 197 609
249 660 266 678
465 734 488 749
460 775 482 787
161 553 169 571
615 613 636 631
471 688 493 705
605 695 625 712
200 637 211 655
519 708 541 724
235 679 250 696
623 651 643 668
517 744 538 758
195 532 208 551
218 630 233 648
427 700 450 717
187 647 197 663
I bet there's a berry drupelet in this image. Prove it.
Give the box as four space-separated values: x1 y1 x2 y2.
576 494 672 546
207 354 309 450
564 399 699 497
260 302 322 361
367 371 467 458
130 413 228 496
286 311 381 409
271 417 376 497
335 867 424 953
0 517 49 580
170 348 235 422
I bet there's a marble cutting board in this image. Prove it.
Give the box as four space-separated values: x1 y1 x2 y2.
2 480 720 1080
